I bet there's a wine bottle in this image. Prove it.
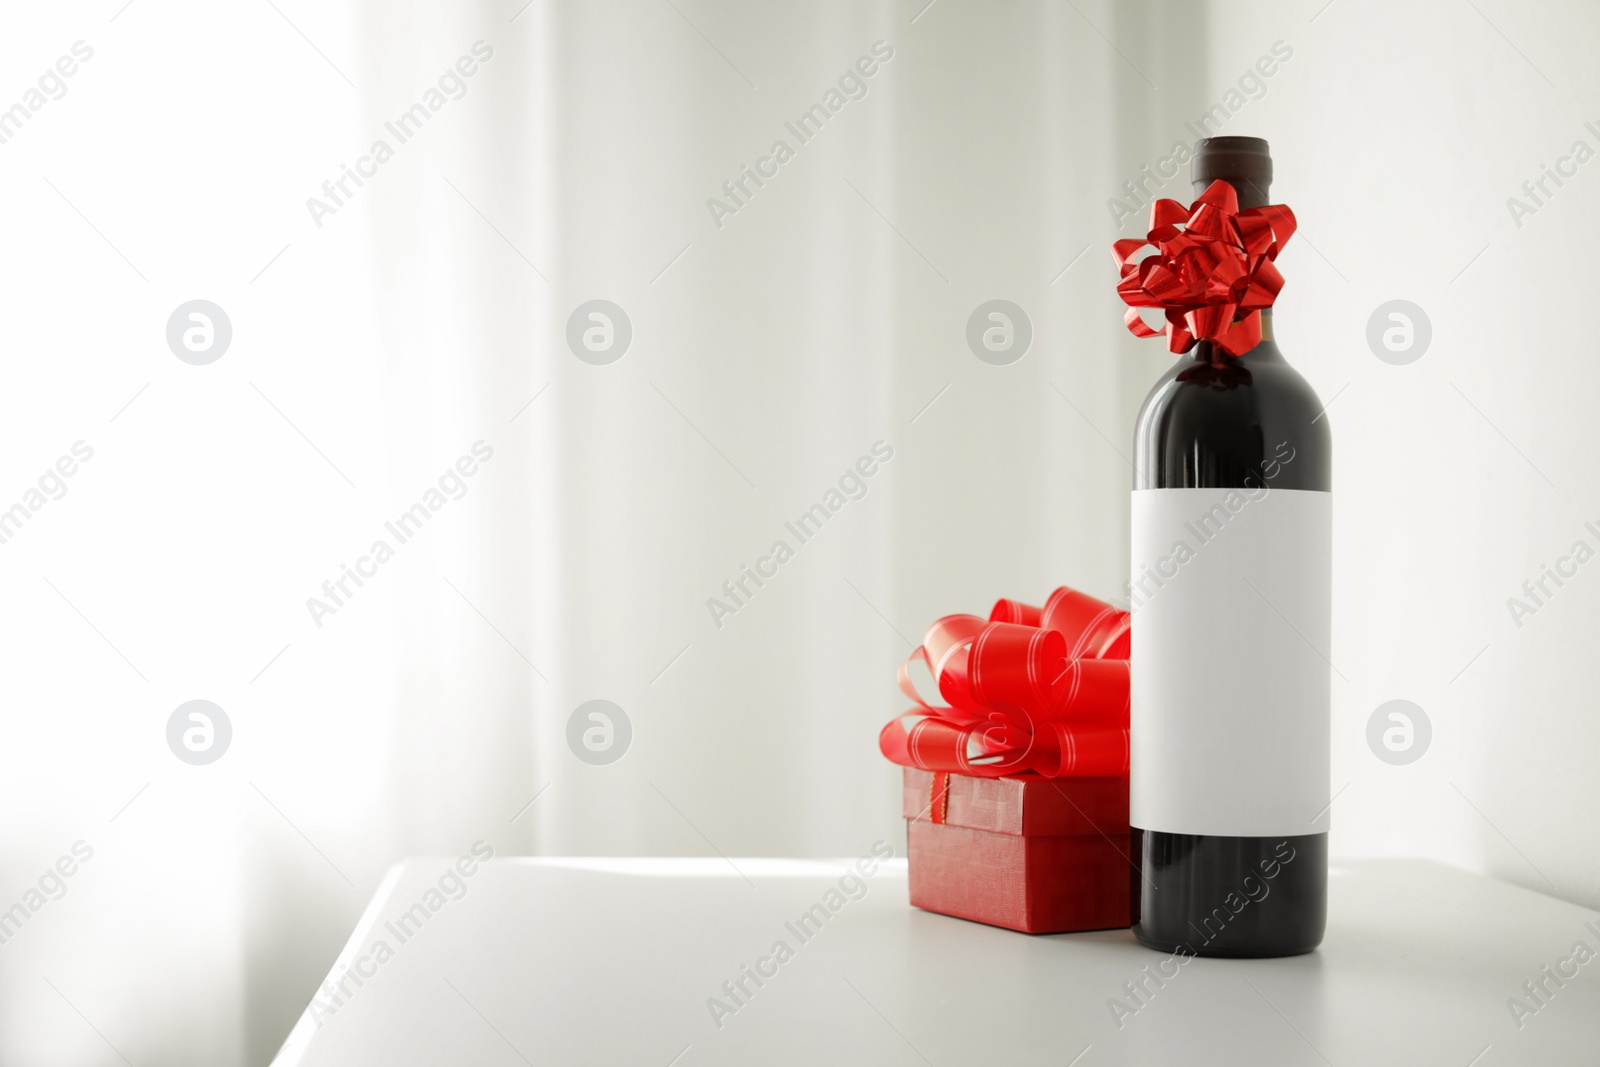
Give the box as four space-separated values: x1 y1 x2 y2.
1129 136 1330 957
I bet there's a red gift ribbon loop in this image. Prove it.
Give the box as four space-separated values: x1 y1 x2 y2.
1112 179 1297 358
879 586 1130 779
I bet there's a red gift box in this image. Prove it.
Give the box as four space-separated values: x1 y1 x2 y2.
903 767 1133 934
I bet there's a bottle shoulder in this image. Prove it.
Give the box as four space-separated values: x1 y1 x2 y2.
1132 343 1331 491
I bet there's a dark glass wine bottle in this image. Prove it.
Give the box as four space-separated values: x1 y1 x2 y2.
1129 137 1330 957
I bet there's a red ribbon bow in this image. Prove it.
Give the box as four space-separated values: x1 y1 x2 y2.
878 587 1131 780
1112 179 1297 357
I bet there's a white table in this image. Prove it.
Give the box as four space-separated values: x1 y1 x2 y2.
273 856 1600 1066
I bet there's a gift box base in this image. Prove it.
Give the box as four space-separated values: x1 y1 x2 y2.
906 818 1134 934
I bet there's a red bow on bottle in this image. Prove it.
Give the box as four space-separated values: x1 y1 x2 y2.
1112 179 1297 357
878 587 1130 779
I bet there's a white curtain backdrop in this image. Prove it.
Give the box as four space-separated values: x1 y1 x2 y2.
1 1 1596 1064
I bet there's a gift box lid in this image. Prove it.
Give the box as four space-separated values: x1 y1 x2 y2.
902 767 1128 837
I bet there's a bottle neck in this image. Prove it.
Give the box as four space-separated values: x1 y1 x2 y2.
1193 175 1270 211
1192 311 1277 366
1189 146 1279 363
1196 172 1274 353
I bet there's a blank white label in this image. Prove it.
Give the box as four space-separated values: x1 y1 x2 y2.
1130 487 1331 837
